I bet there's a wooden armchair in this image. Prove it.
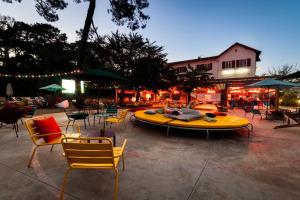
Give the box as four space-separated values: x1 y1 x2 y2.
24 117 81 168
60 137 127 200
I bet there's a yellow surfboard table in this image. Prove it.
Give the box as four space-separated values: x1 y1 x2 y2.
134 110 253 139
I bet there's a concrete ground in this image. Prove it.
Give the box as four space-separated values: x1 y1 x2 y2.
0 109 299 200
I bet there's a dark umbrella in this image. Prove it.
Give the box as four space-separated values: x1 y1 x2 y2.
72 69 128 113
246 78 300 116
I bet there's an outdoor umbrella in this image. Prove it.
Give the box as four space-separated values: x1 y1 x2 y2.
246 78 300 115
39 84 66 92
72 69 128 113
74 69 127 82
6 83 13 97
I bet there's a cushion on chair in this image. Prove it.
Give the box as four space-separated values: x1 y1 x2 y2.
33 116 62 142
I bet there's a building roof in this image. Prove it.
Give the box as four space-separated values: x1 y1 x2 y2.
168 42 261 66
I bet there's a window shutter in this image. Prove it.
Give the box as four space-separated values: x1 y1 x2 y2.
247 58 251 66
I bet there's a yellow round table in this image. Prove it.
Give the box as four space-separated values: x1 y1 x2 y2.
134 110 252 139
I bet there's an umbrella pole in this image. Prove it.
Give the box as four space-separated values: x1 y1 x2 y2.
266 87 270 119
97 81 100 114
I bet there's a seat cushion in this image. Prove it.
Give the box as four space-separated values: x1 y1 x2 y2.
33 116 62 142
106 117 119 123
134 110 173 125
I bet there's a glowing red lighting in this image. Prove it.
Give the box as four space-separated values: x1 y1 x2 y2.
249 89 260 93
230 90 242 93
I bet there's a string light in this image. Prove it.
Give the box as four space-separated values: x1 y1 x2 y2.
0 69 82 79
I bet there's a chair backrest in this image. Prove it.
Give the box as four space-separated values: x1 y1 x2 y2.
118 109 128 120
24 117 45 145
244 105 253 112
0 107 23 123
61 137 116 169
106 105 118 115
64 109 73 119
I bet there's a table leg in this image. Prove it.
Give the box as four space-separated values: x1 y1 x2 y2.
113 136 116 147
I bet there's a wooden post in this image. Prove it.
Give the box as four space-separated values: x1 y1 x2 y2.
275 89 280 110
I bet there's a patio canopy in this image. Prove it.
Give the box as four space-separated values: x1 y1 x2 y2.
245 78 300 89
73 69 128 82
39 84 65 92
246 78 300 114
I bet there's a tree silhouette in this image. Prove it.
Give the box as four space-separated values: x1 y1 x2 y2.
84 31 176 101
176 64 211 103
2 0 150 70
0 16 75 74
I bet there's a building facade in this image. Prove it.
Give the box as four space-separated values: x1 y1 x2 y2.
168 42 261 79
167 43 263 105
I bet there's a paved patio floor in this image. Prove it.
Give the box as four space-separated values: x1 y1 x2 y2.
0 109 299 200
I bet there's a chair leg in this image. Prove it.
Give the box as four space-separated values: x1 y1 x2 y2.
50 145 54 152
83 119 86 129
114 169 119 200
122 153 125 171
28 146 38 168
66 120 71 132
87 117 90 126
60 168 71 200
13 123 19 137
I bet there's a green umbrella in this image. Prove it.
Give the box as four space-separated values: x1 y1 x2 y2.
246 78 300 89
72 69 128 113
39 84 66 92
246 78 300 116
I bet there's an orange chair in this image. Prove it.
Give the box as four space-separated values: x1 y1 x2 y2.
24 117 81 168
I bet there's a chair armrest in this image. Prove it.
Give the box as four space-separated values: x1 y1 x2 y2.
31 132 62 138
120 139 127 154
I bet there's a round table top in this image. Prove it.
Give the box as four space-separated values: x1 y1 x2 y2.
134 110 249 129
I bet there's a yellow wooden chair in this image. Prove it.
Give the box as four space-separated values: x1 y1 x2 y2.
105 109 128 129
60 137 127 200
24 117 81 168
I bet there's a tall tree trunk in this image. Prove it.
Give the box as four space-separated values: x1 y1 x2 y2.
76 0 96 96
78 0 96 70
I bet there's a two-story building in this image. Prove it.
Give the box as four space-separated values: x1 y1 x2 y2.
168 42 261 80
167 43 265 105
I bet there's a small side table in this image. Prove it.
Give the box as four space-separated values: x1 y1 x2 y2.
86 129 116 146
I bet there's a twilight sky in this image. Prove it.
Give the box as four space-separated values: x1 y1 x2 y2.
1 0 300 75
